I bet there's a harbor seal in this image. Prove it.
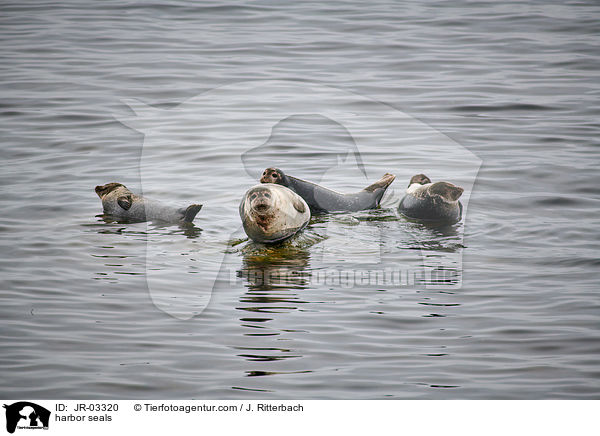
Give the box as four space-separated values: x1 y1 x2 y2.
240 183 310 243
260 167 396 213
95 182 202 223
398 174 463 223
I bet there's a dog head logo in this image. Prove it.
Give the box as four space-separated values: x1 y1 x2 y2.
3 402 50 434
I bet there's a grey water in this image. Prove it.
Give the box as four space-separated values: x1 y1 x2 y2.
1 1 599 399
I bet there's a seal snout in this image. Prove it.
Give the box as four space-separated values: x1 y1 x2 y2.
254 202 270 213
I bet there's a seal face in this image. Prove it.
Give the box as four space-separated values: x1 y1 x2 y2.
240 183 310 243
398 174 463 223
95 182 202 223
260 168 287 185
260 167 396 213
94 182 124 199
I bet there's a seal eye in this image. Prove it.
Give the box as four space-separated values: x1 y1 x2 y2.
264 193 271 199
250 194 257 200
272 173 278 178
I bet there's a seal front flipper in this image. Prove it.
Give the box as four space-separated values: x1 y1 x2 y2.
182 204 203 223
117 195 132 210
293 198 306 214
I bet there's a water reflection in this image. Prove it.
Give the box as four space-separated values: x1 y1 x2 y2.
87 215 208 318
96 213 145 224
237 238 311 308
398 216 464 251
95 214 203 239
387 215 465 288
230 237 313 372
234 346 302 362
245 370 312 377
167 222 203 239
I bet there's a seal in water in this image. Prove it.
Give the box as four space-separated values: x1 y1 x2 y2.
240 183 310 243
260 167 396 213
95 182 202 223
398 174 463 223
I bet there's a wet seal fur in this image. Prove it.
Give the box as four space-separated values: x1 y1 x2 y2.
240 183 310 243
398 174 463 223
95 182 202 223
260 167 396 213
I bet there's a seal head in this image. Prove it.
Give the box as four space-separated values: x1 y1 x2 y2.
95 182 125 199
240 183 310 243
407 174 431 187
260 167 289 186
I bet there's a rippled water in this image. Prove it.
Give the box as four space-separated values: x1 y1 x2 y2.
1 1 599 399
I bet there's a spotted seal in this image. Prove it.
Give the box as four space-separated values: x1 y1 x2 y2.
240 183 310 243
95 182 202 223
398 174 463 223
260 167 395 213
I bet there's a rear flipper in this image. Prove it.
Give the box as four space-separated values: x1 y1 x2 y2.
429 182 463 202
363 173 396 192
183 204 203 222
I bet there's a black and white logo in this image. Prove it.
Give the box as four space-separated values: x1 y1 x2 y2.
3 402 50 434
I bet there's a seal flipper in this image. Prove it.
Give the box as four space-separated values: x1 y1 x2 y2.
429 182 463 202
363 173 396 192
117 195 132 210
183 204 202 223
293 198 306 214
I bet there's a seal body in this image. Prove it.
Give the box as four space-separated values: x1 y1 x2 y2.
398 174 463 223
240 183 310 243
95 182 202 223
260 167 395 213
